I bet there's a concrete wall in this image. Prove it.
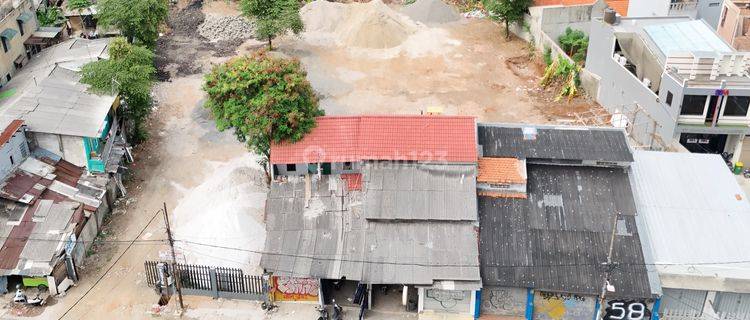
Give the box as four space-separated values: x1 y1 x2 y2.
697 0 725 28
273 161 362 176
533 291 596 320
628 0 670 17
586 20 679 149
0 0 38 87
421 289 474 315
0 128 29 179
480 286 527 317
34 133 87 168
615 32 664 91
717 1 742 46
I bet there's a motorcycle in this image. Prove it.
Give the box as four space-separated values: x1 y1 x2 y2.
316 304 329 320
332 300 343 320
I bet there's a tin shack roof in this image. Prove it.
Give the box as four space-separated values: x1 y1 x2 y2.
261 162 480 285
0 38 115 138
479 164 652 298
478 124 633 163
631 151 750 293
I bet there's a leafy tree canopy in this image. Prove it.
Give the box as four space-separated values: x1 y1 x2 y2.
36 6 66 27
203 51 323 176
96 0 168 47
67 0 92 11
240 0 304 50
482 0 533 39
558 27 589 64
80 38 156 142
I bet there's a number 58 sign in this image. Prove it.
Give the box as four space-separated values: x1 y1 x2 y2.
603 300 651 320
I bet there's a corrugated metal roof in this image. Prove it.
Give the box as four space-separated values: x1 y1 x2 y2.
270 115 478 164
364 163 477 221
261 163 480 284
479 164 652 298
478 124 633 163
631 151 750 284
0 38 114 138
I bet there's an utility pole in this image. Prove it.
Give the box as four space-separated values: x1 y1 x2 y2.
595 213 620 320
162 202 185 312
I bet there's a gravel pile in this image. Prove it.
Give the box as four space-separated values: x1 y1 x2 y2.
198 15 255 42
402 0 460 25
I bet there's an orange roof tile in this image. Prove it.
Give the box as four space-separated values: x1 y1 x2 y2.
533 0 596 6
606 0 629 16
0 119 23 147
532 0 628 16
478 191 528 199
477 157 526 185
270 115 478 164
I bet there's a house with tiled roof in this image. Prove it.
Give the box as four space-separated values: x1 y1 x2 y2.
263 115 483 318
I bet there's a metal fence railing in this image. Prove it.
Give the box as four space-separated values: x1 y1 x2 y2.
144 261 267 301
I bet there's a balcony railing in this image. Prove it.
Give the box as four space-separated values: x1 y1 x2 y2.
669 1 699 12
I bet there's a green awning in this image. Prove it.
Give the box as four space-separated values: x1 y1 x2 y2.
1 28 18 39
16 12 32 23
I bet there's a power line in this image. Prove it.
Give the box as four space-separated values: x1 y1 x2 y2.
0 236 167 244
57 208 164 320
174 239 750 268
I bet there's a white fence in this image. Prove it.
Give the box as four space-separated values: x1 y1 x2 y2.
662 310 750 320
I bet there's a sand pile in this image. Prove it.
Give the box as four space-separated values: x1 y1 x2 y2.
301 0 418 49
402 0 460 25
198 14 255 42
172 154 267 275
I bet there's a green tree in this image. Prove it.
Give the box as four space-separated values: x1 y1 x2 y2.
67 0 92 34
36 6 66 27
240 0 304 50
80 38 156 142
203 51 323 178
96 0 168 47
558 27 589 64
482 0 533 39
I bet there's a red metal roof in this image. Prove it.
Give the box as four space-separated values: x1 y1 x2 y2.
0 119 23 147
270 115 477 164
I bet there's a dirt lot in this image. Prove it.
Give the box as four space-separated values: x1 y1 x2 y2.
0 0 604 319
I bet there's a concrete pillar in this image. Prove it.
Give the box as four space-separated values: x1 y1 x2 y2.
730 134 745 164
418 287 424 313
702 291 719 318
209 267 219 299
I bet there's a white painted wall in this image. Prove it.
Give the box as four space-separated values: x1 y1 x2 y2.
627 0 670 17
34 132 87 167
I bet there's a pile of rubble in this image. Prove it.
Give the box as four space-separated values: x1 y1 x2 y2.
198 14 255 42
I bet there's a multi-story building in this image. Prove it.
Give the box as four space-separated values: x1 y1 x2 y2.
586 15 750 161
0 0 38 87
625 0 724 26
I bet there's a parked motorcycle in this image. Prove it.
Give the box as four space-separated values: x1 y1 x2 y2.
316 304 329 320
332 300 343 320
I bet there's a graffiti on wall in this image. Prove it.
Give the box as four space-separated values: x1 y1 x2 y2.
481 287 527 316
424 289 471 312
271 276 319 301
534 291 595 320
603 300 652 320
